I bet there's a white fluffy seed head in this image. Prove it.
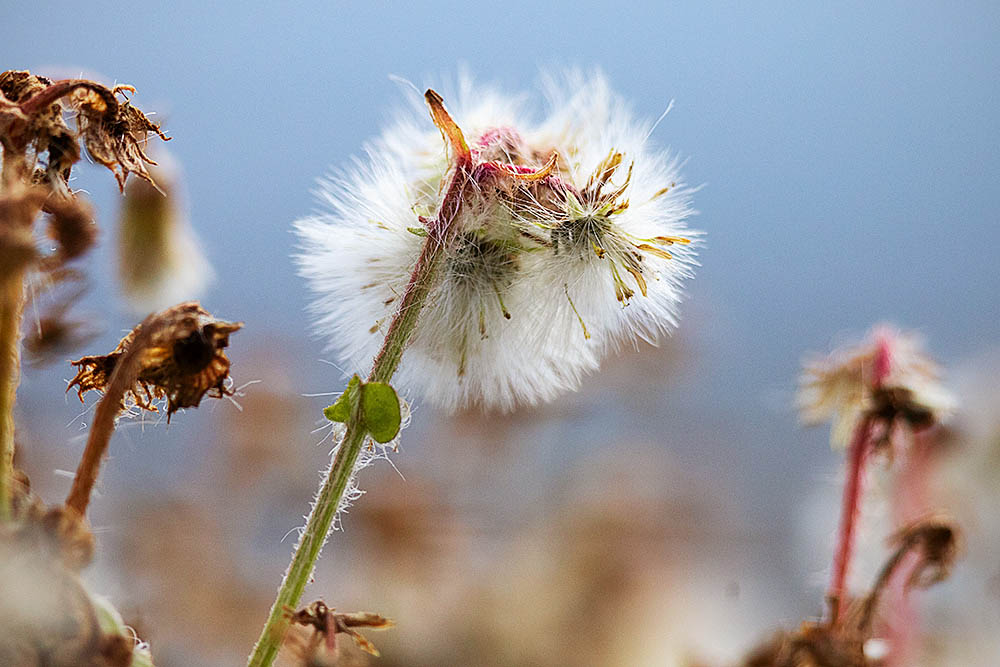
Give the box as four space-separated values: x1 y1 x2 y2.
296 72 699 412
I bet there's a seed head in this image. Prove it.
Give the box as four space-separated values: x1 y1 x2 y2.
296 72 699 411
799 326 955 448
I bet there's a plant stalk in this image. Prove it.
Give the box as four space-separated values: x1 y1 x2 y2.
0 266 26 521
65 314 157 516
827 415 873 627
827 336 893 627
247 90 471 667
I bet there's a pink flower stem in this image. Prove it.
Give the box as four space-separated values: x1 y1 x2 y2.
828 414 874 626
827 334 894 627
884 428 935 666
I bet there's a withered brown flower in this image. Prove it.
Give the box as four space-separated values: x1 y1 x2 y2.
68 301 242 419
73 84 169 191
0 69 167 192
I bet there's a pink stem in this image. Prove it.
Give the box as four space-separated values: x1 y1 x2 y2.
828 415 873 626
884 428 935 665
828 333 894 626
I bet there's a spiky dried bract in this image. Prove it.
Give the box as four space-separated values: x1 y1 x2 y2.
0 70 166 192
297 72 698 411
73 85 169 191
284 600 393 663
798 326 955 448
67 302 242 418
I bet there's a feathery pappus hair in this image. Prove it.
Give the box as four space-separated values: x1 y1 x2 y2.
296 71 700 412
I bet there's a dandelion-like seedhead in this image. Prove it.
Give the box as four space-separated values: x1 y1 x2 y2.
798 326 955 448
296 72 699 412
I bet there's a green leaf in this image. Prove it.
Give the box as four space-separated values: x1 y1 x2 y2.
323 375 361 423
360 382 401 443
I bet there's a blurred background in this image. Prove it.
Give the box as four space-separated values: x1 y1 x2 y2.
3 1 1000 665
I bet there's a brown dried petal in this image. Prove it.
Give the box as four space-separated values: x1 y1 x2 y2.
68 302 242 418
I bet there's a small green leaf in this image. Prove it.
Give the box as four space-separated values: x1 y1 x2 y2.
360 382 401 443
406 226 429 237
323 375 361 423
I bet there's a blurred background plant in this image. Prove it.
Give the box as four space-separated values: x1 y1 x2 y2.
4 1 1000 666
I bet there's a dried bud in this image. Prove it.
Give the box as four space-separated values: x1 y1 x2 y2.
68 302 242 419
0 70 78 188
72 84 169 191
118 152 212 314
0 492 144 666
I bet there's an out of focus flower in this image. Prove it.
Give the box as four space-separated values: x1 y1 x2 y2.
798 326 955 448
296 72 698 412
0 472 150 667
118 151 213 314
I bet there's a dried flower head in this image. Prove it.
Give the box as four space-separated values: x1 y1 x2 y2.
0 70 167 192
798 326 955 448
297 72 698 411
68 301 242 418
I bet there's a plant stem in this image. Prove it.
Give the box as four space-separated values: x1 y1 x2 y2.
827 415 873 626
65 314 157 516
246 90 471 667
0 266 26 521
827 335 893 626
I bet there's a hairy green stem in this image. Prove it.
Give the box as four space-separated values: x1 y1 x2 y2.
246 239 444 666
247 89 471 667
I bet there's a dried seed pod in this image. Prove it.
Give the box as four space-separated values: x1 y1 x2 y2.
67 301 242 418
